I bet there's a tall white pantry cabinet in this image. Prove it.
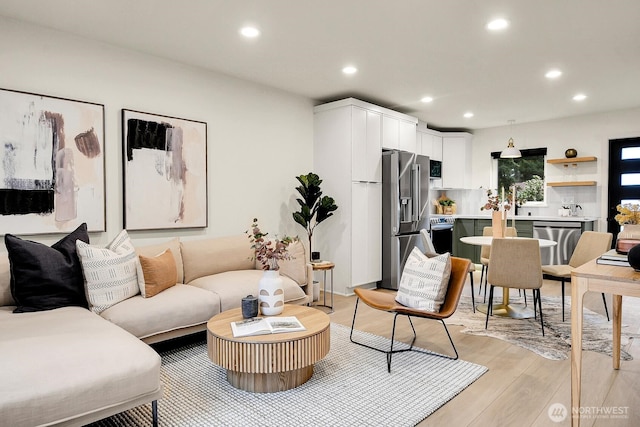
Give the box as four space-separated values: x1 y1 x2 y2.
313 98 417 295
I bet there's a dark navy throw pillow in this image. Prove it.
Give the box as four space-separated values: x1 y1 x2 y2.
5 223 90 313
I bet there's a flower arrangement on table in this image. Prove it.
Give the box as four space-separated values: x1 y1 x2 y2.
615 203 640 225
614 204 640 254
480 189 512 212
246 218 296 270
480 188 520 237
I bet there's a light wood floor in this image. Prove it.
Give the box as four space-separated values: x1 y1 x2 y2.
320 271 640 426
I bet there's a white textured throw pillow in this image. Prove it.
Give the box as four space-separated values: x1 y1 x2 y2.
77 230 143 314
395 248 451 312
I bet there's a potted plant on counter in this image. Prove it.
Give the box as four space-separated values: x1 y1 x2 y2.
437 195 456 215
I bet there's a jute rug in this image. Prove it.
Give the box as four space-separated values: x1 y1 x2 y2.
90 323 487 427
449 294 639 361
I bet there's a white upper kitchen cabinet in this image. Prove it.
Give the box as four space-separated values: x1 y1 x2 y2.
381 113 418 152
314 99 382 183
416 123 443 161
351 107 382 182
442 132 473 188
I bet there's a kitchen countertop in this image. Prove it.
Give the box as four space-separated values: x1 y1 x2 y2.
432 214 598 222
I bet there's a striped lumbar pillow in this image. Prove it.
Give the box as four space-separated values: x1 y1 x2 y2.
395 247 451 312
77 230 143 314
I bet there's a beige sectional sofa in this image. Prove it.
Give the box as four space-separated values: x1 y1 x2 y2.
0 233 313 426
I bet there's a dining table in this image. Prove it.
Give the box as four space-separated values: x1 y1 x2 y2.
460 236 557 318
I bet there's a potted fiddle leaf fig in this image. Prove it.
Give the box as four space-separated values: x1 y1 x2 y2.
292 173 338 261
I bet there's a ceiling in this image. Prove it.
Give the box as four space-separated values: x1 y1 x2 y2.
1 0 639 131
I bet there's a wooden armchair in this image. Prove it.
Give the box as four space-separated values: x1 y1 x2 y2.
350 256 471 372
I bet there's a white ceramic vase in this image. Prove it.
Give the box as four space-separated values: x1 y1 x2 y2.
258 270 284 316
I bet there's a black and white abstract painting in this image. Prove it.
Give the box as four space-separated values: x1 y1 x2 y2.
0 88 105 235
122 109 207 230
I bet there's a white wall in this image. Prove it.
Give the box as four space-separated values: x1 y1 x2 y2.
469 108 640 229
0 17 314 249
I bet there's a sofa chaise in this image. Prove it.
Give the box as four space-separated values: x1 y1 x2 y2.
0 231 312 426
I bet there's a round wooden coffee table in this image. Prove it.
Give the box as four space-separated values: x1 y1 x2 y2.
206 304 330 393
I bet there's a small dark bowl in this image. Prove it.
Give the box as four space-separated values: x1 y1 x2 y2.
565 148 578 158
628 244 640 271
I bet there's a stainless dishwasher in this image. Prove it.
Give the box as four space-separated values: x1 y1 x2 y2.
532 221 582 265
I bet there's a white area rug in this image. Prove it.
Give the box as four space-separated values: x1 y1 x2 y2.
449 294 639 361
90 323 487 426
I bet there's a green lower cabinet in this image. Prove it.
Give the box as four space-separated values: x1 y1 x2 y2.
453 218 479 263
453 218 593 264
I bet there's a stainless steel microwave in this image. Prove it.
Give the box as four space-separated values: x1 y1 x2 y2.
430 159 442 178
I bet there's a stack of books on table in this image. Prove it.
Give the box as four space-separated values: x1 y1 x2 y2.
596 249 630 267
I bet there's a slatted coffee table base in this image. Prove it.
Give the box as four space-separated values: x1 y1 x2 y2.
207 305 331 393
226 365 314 393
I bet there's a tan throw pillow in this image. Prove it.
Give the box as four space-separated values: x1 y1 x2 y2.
135 237 183 283
395 248 451 312
139 249 178 298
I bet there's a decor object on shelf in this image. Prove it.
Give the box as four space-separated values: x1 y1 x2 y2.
628 244 640 271
565 148 578 158
614 204 640 254
122 109 207 230
499 120 522 158
292 172 338 260
0 88 105 234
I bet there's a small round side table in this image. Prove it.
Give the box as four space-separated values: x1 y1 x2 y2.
312 261 335 313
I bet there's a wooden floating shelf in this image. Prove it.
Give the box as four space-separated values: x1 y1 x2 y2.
547 181 597 187
547 156 597 164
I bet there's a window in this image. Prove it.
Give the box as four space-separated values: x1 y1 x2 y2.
491 148 547 204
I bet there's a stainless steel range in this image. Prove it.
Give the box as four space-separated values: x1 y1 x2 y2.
430 216 455 254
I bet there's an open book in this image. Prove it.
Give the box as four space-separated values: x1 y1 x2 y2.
230 316 306 337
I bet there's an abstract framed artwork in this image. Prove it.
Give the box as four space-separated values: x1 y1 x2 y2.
122 109 208 230
0 88 105 235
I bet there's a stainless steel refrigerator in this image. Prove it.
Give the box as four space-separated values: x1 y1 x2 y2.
379 150 431 290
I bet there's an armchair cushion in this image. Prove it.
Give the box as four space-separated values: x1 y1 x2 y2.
395 248 451 312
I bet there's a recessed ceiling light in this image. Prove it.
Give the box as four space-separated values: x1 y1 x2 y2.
240 26 260 38
342 66 358 75
421 96 434 103
545 69 563 79
464 112 474 118
487 18 509 31
573 93 587 101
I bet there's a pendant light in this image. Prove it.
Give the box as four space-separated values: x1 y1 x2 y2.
500 120 522 158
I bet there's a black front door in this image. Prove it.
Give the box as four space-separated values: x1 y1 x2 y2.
608 137 640 241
